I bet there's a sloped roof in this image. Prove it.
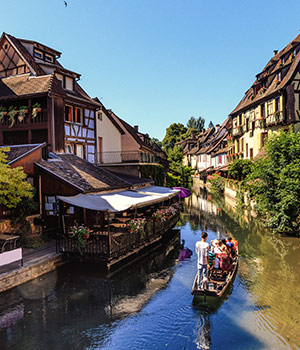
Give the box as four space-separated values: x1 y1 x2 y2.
0 143 45 164
0 74 53 100
231 33 300 116
107 110 155 153
35 153 129 193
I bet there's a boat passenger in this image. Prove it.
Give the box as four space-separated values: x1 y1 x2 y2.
226 237 235 257
195 231 210 289
219 246 232 271
213 240 222 255
208 251 216 268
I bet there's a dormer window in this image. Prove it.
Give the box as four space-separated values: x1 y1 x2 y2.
278 72 281 81
34 49 43 59
45 53 54 63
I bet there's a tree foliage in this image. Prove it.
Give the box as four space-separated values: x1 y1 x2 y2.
186 116 205 132
0 147 33 208
243 127 300 234
228 159 254 180
162 123 187 152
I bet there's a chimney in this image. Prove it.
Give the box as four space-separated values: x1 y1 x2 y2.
215 124 220 132
134 125 139 132
273 50 278 56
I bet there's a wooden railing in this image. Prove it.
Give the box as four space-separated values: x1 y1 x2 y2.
57 212 180 262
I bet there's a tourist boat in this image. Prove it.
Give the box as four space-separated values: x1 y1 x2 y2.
192 247 239 301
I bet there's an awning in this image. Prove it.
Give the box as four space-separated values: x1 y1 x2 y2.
57 186 180 212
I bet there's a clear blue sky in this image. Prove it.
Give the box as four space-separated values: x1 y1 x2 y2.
2 0 300 140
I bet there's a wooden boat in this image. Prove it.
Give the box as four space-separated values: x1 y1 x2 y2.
192 248 238 301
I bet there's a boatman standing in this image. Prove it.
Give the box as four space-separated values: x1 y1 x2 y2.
195 232 210 289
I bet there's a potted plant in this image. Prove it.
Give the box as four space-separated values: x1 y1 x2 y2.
127 218 146 236
70 225 92 254
32 103 42 118
0 106 7 124
18 105 28 122
8 106 17 127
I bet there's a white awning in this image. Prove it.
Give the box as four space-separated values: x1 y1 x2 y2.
57 186 180 212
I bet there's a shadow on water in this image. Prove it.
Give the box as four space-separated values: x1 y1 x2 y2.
0 231 182 350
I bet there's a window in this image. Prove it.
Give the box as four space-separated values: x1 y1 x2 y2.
261 104 265 118
250 148 253 159
76 144 84 159
65 106 83 124
65 105 72 122
74 107 82 124
238 115 242 126
278 72 281 81
246 143 248 158
97 112 102 120
275 97 280 112
267 100 274 116
45 53 54 63
33 49 43 59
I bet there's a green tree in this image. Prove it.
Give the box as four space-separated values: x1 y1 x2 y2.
0 147 33 208
162 123 187 152
228 159 254 180
244 127 300 234
186 116 205 132
150 137 162 148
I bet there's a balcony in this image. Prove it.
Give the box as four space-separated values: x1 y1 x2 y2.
0 110 47 128
266 111 284 126
232 125 244 137
97 151 159 164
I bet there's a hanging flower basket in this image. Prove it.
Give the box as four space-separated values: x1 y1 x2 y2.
32 103 42 118
18 105 29 122
8 106 17 127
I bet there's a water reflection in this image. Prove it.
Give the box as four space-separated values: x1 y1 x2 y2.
0 189 300 349
0 231 180 350
187 188 300 349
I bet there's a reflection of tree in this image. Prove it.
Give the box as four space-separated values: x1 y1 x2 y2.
186 188 300 348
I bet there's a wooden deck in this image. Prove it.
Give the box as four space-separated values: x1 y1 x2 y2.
57 213 180 267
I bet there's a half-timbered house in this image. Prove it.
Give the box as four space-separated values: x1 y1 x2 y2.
0 32 100 162
229 33 300 160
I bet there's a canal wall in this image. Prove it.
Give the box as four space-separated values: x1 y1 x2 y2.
0 251 65 294
193 177 257 217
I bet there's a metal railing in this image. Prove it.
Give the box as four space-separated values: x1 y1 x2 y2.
57 212 180 262
97 151 159 164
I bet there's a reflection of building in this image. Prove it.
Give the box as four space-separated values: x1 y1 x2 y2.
229 33 300 160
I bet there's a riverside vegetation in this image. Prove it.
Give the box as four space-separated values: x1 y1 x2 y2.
209 127 300 235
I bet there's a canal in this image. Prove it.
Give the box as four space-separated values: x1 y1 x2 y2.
1 188 300 350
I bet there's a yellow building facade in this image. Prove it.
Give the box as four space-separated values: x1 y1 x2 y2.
229 34 300 160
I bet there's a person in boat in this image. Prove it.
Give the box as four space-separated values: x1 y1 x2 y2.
219 245 232 271
195 231 210 289
226 237 236 259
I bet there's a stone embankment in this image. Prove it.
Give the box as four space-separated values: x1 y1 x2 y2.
0 241 65 294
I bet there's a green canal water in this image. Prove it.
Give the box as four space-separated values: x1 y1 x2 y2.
0 188 300 349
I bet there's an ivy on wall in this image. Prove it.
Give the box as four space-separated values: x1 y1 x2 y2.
140 164 165 186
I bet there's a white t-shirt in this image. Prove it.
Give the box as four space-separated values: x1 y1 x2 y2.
195 240 209 266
